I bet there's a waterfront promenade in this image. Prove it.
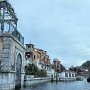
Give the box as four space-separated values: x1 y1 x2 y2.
17 79 90 90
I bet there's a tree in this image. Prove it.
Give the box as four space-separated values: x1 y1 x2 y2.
25 64 39 75
36 69 47 77
25 64 47 77
81 61 90 71
60 64 66 72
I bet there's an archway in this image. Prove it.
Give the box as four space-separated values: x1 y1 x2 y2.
15 53 22 89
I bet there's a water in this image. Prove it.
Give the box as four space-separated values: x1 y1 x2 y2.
18 79 90 90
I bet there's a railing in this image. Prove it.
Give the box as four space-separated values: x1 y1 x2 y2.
12 29 24 45
0 30 24 45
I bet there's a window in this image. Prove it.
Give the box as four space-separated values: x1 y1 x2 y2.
72 74 74 77
75 74 77 77
34 55 36 59
25 52 31 58
65 73 68 77
69 73 71 77
28 46 30 48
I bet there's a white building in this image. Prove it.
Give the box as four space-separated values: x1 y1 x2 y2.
59 70 77 81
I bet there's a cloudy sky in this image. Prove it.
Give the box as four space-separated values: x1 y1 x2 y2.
9 0 90 67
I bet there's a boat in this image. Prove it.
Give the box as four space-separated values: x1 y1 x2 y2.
87 77 90 82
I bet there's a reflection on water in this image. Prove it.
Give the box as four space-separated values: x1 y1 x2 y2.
17 79 90 90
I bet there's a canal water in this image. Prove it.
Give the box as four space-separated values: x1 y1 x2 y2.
18 79 90 90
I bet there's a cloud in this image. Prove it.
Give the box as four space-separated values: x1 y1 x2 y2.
9 0 90 67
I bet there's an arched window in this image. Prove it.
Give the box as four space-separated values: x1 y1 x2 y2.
34 55 36 59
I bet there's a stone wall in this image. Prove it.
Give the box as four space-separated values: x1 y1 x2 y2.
24 75 51 86
0 37 13 71
0 72 15 90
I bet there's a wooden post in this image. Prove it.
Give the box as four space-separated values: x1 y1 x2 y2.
51 74 53 83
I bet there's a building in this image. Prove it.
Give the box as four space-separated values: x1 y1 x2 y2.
25 43 53 77
25 43 51 69
52 58 61 73
59 70 77 81
0 0 25 89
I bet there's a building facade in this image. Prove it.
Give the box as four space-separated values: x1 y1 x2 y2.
52 58 61 73
25 43 53 77
59 70 77 81
25 43 49 68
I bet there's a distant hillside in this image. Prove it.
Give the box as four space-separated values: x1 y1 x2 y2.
81 61 90 70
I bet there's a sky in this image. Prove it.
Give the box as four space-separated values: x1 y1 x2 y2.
9 0 90 68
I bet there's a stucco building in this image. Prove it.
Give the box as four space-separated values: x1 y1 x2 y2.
25 43 53 77
25 43 51 69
